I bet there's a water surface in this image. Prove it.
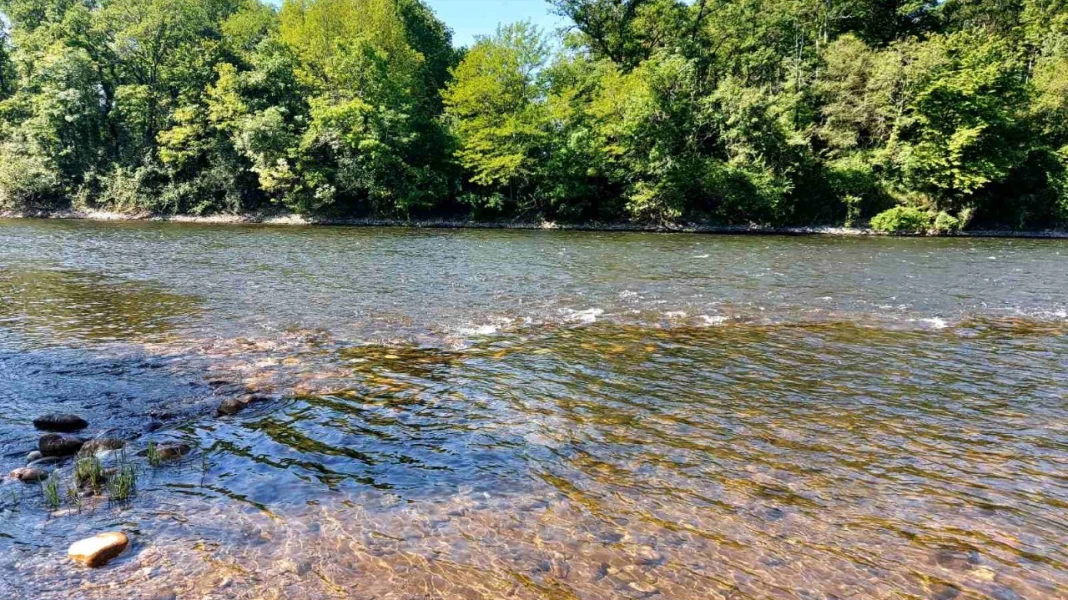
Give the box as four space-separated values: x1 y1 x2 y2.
0 219 1065 599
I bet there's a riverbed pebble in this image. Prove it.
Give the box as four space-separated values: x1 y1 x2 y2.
33 413 88 432
39 433 86 456
26 450 43 463
68 532 130 567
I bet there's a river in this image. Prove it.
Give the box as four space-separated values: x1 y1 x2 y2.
1 219 1066 599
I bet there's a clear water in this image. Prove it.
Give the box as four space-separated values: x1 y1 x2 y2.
0 219 1066 599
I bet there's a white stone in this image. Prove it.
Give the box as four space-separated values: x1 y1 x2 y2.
68 532 129 567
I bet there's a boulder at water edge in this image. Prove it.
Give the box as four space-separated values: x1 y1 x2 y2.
33 414 88 432
39 433 86 457
68 532 129 567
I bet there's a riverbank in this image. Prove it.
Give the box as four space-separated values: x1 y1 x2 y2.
4 208 1068 238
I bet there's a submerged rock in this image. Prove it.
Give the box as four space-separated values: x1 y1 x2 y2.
79 438 126 456
26 450 43 463
27 456 63 468
217 393 271 416
156 442 191 460
39 433 86 457
68 532 130 567
9 467 49 483
33 414 88 432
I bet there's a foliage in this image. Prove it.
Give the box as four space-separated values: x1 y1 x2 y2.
870 206 932 233
0 0 1064 229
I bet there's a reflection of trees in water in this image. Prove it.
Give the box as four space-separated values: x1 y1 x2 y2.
0 267 200 345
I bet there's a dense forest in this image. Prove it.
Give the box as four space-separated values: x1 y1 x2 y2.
0 0 1064 231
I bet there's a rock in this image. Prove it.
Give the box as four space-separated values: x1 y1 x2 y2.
217 393 271 416
216 397 245 416
33 413 88 432
9 467 49 483
26 450 43 463
27 456 63 468
973 566 997 582
156 442 191 460
39 433 86 457
79 438 126 456
931 583 962 600
933 549 975 571
68 532 130 567
279 559 311 576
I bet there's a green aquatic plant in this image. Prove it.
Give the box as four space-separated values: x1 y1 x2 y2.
74 455 105 492
66 485 84 512
146 442 162 468
107 454 138 503
41 473 61 509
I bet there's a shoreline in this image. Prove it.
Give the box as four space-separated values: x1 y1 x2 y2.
3 208 1068 238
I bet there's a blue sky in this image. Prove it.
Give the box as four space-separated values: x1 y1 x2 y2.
423 0 565 47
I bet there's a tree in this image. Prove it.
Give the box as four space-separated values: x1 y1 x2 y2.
443 22 551 213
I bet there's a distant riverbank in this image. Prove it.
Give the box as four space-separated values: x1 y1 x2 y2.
4 208 1068 238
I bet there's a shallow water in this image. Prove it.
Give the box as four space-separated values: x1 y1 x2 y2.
0 219 1066 599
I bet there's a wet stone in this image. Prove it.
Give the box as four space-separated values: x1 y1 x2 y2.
68 532 130 567
216 397 245 416
156 442 191 460
25 450 43 463
765 507 786 520
991 586 1023 600
79 438 126 456
33 413 88 432
9 467 49 483
931 583 962 600
217 393 271 417
933 549 976 571
39 433 86 457
27 456 63 469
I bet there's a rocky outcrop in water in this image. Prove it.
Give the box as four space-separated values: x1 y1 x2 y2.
33 414 88 432
68 532 129 567
39 433 86 456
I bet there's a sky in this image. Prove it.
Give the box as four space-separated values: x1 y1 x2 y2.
423 0 566 47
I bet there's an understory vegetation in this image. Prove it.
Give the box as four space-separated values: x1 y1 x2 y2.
0 0 1065 231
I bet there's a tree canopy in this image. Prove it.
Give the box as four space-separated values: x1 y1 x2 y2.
0 0 1064 230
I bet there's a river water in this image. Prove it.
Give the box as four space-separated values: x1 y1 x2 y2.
0 219 1066 600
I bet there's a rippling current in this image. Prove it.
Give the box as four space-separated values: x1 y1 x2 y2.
0 219 1066 600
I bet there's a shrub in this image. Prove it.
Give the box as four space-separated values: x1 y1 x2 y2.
0 142 62 210
932 211 961 233
870 206 932 233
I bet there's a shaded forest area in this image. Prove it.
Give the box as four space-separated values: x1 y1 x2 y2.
0 0 1065 232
